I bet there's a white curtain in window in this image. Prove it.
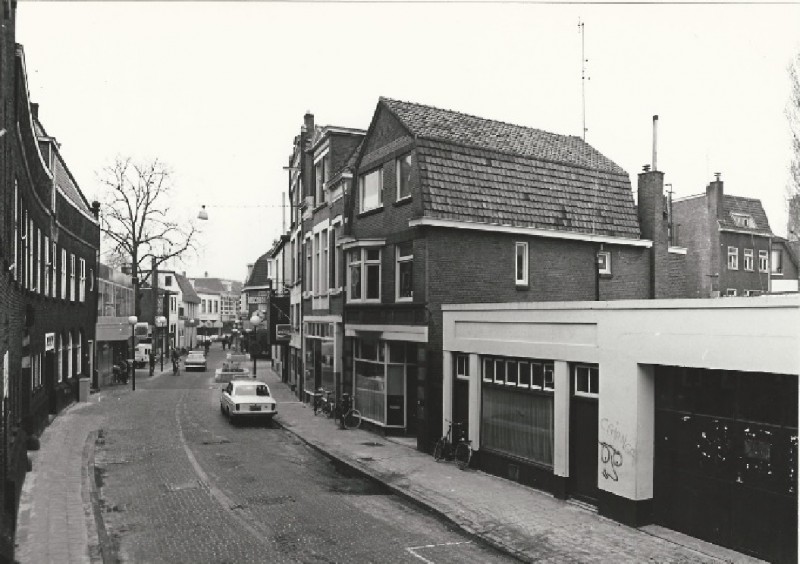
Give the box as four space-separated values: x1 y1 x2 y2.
481 386 554 467
355 360 385 423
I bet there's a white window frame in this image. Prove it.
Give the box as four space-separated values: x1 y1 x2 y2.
347 248 382 303
543 364 555 391
505 359 519 386
314 232 321 294
770 249 782 274
731 212 755 228
493 358 505 385
57 335 63 383
79 258 86 302
758 250 769 273
13 180 18 282
574 364 599 398
396 153 412 201
598 251 611 275
515 242 529 286
76 331 82 375
51 241 57 298
67 331 73 379
743 248 754 271
455 354 469 380
726 288 738 297
727 246 738 270
61 248 67 299
518 361 531 388
395 242 413 302
25 214 31 290
482 357 494 382
70 254 76 301
314 153 328 205
320 229 328 294
43 235 50 296
358 168 383 213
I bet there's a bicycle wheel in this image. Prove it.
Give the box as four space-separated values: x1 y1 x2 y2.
321 401 333 417
433 438 446 462
454 442 472 470
343 409 362 430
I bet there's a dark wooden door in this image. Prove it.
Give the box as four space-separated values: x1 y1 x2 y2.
569 394 599 503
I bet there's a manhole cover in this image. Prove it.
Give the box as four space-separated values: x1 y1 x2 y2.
361 441 384 447
358 456 375 462
201 438 231 445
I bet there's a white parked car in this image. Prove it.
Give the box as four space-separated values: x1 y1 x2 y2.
220 380 277 422
184 351 207 372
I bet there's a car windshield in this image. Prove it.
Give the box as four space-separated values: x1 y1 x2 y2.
187 354 204 361
234 385 270 397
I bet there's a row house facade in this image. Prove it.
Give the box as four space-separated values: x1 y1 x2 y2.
190 276 244 336
342 98 687 450
672 176 775 297
0 7 101 558
157 270 200 350
95 263 134 387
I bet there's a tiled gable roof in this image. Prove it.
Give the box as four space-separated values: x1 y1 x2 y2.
381 98 627 175
174 273 200 304
720 195 773 235
245 252 271 287
376 98 639 239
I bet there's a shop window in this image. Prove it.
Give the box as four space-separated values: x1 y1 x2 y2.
483 357 494 382
358 168 383 213
482 385 554 467
574 365 599 397
744 248 754 271
396 242 413 301
727 246 738 270
493 359 505 385
515 242 528 286
396 153 412 200
518 362 531 387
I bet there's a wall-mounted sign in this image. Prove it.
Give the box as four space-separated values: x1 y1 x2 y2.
248 295 268 304
134 322 150 337
275 324 292 341
45 333 55 352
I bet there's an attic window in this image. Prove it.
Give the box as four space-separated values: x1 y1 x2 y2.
731 212 756 229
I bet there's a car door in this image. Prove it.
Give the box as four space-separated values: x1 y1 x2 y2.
222 383 233 409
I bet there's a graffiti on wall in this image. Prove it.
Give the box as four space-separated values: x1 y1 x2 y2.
599 418 636 481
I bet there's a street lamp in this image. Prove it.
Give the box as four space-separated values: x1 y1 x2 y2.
250 312 262 377
155 315 167 371
127 315 138 390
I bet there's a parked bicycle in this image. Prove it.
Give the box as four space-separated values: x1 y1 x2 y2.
434 419 472 469
313 390 335 418
335 392 361 430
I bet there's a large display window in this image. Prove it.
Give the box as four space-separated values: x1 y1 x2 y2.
353 339 416 428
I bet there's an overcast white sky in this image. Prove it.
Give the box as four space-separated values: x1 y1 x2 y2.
16 2 800 281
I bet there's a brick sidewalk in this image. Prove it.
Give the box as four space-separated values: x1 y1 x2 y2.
264 368 763 564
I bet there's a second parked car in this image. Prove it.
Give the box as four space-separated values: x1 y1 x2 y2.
184 351 207 372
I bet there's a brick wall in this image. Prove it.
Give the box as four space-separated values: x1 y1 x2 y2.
718 232 772 295
673 196 713 297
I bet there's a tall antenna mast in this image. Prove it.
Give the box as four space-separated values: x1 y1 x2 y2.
578 18 589 141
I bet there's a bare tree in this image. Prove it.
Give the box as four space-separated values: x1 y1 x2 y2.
98 157 198 316
787 52 800 239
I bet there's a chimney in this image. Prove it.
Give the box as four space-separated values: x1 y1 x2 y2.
303 111 314 134
652 115 659 172
30 102 38 120
204 271 208 278
706 173 724 221
91 200 101 219
638 164 667 299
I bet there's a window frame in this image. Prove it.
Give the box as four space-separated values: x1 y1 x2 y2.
574 364 599 398
758 249 769 273
743 248 754 271
396 153 413 201
455 354 469 380
727 246 738 270
726 288 738 297
51 241 57 298
79 258 86 302
358 168 383 213
347 247 382 303
61 248 67 300
43 235 50 296
771 249 783 274
395 242 413 302
515 242 529 286
597 250 611 275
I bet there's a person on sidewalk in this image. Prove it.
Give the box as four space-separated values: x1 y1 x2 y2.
149 352 156 377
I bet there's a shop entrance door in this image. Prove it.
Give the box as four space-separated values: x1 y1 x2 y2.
569 392 599 503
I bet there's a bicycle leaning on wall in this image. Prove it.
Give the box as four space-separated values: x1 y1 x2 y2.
335 392 361 430
433 419 472 470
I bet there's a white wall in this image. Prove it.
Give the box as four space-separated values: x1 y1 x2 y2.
442 296 800 501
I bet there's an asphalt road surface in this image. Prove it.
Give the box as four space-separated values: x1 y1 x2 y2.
93 345 516 563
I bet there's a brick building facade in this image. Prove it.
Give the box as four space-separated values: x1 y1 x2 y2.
0 5 100 558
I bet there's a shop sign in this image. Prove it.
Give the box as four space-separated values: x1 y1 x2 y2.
276 324 292 341
45 333 55 352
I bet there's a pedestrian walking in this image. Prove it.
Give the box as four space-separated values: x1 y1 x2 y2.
148 352 156 377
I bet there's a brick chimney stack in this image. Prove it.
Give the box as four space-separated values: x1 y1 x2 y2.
706 173 724 221
638 166 668 298
302 111 315 199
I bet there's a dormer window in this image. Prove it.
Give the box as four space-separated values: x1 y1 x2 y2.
731 212 756 229
315 154 329 205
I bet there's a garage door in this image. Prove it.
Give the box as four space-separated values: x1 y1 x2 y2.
654 367 797 563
